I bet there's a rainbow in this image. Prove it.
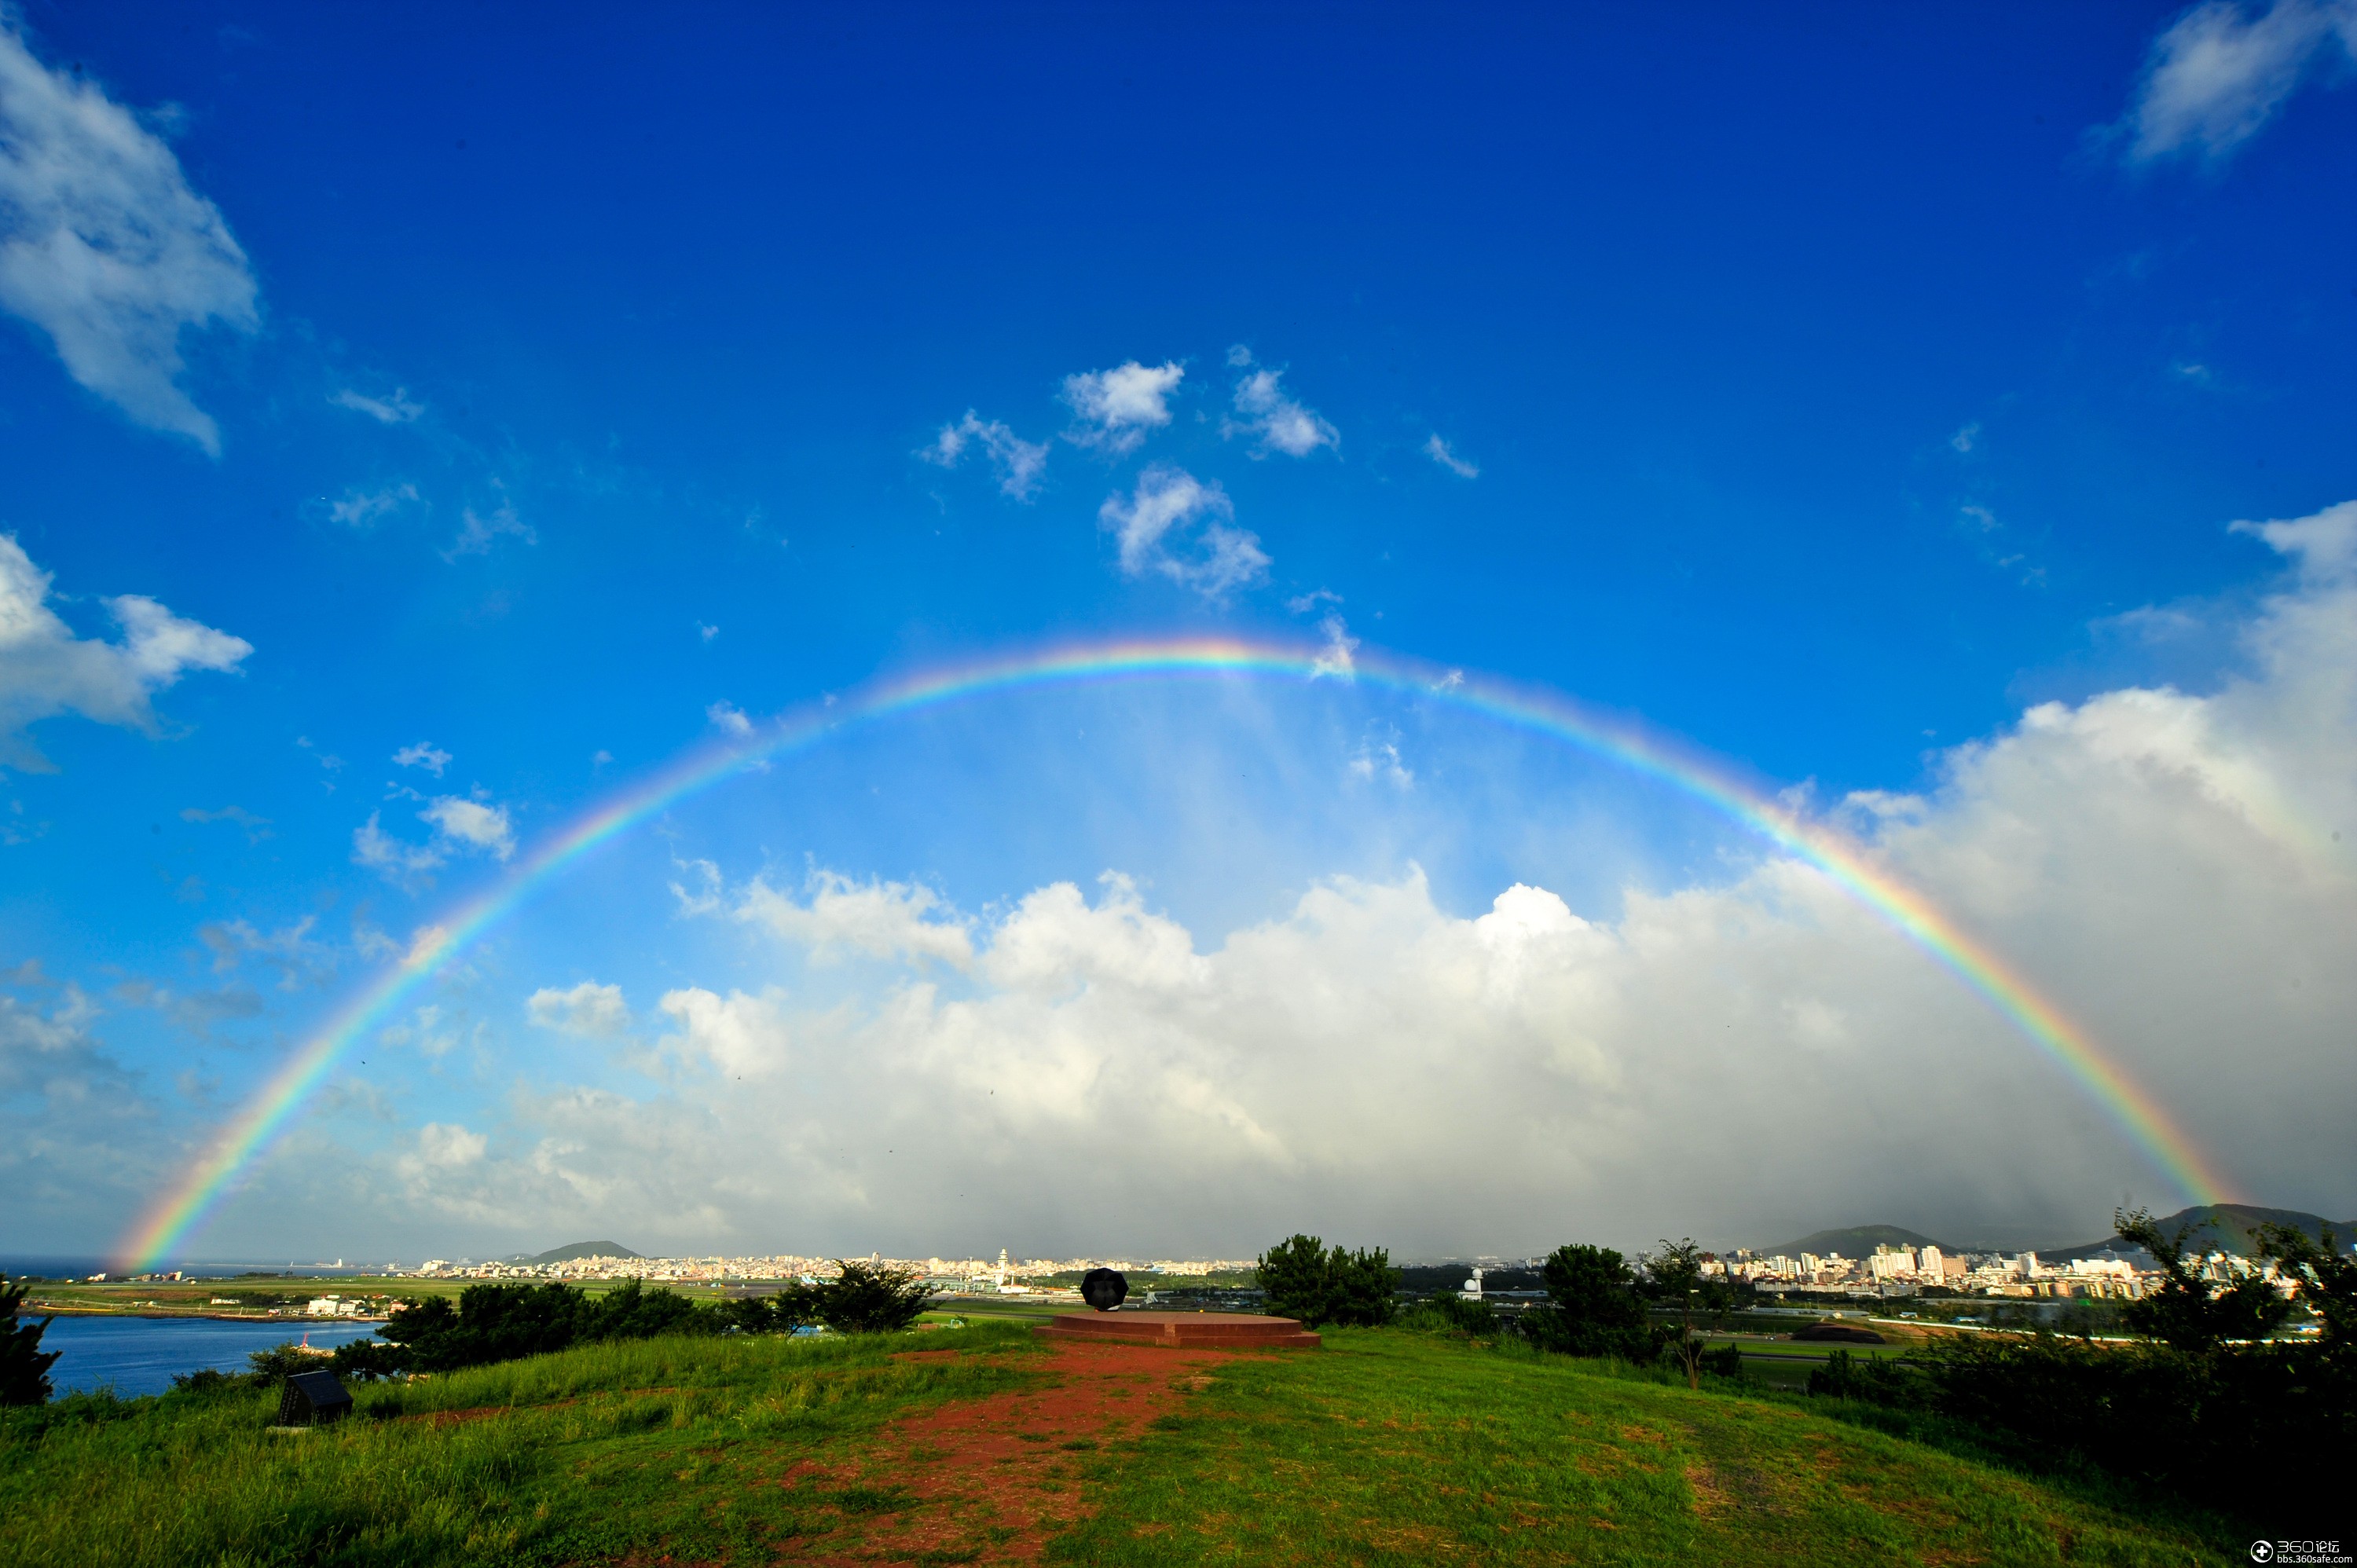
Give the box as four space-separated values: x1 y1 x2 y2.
117 634 2230 1269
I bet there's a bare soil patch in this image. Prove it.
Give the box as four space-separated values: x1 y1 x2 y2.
776 1337 1259 1564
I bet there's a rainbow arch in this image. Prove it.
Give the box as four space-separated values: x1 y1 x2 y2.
117 634 2231 1269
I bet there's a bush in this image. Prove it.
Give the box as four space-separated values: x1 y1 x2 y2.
368 1278 726 1374
1400 1292 1500 1338
813 1262 931 1334
1255 1235 1398 1328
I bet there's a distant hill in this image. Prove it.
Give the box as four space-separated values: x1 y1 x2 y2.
515 1241 643 1266
1757 1225 1952 1258
2040 1204 2356 1262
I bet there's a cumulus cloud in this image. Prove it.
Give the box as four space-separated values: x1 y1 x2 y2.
332 387 423 424
1061 361 1183 454
378 500 2357 1257
706 700 753 738
738 870 976 967
921 410 1050 500
1310 614 1359 680
0 534 251 771
2107 0 2357 165
0 23 260 452
353 793 515 885
1097 466 1269 598
1225 352 1337 458
528 981 632 1040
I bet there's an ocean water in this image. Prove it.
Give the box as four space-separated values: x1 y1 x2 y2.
35 1315 383 1399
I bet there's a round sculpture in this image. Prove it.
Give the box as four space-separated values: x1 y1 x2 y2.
1080 1267 1129 1311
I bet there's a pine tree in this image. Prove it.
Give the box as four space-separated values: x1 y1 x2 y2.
1 1274 62 1405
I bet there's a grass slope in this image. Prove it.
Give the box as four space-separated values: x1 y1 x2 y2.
0 1321 1044 1567
2 1322 2239 1566
1054 1332 2236 1566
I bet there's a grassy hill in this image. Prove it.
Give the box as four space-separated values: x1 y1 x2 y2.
0 1319 2241 1565
1757 1224 1952 1258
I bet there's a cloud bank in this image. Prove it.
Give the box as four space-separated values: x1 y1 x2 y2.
347 500 2357 1258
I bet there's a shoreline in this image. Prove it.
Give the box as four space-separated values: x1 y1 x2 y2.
32 1307 390 1324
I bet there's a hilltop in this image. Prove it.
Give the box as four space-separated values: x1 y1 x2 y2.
509 1241 643 1266
2041 1203 2355 1262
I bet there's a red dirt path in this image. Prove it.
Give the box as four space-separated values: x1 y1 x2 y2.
783 1337 1252 1565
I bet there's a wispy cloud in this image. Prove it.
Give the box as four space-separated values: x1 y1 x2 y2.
921 410 1050 500
332 387 424 424
180 804 271 842
0 534 251 773
1062 361 1183 454
0 20 260 452
328 483 422 530
1224 350 1337 458
1310 614 1358 679
394 742 452 776
1097 466 1269 599
1424 434 1478 478
528 981 632 1040
2105 0 2357 166
706 700 753 738
442 493 533 561
353 792 515 887
1948 422 1981 454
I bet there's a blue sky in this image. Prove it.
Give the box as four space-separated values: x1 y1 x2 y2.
4 2 2354 1264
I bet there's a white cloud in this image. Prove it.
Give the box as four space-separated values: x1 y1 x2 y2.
352 812 445 883
1424 434 1478 478
0 534 251 771
442 493 533 562
1949 422 1981 454
2109 0 2357 165
353 793 515 885
1310 613 1358 680
394 742 452 776
420 795 514 861
922 410 1050 500
528 981 631 1040
698 622 719 643
398 1122 487 1178
0 22 259 452
1097 465 1269 598
331 387 423 423
1061 361 1183 454
738 870 976 968
328 483 420 530
706 700 753 738
1224 354 1337 458
379 499 2357 1256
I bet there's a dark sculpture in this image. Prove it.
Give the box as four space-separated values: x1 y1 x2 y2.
1080 1267 1128 1312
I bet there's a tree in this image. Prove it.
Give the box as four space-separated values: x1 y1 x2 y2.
2256 1222 2357 1350
2114 1207 2290 1352
1523 1244 1662 1361
1 1275 60 1405
1641 1237 1713 1390
1255 1236 1398 1328
244 1342 315 1386
1257 1234 1334 1325
815 1262 931 1333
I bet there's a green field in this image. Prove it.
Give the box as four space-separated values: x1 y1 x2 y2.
0 1321 2238 1566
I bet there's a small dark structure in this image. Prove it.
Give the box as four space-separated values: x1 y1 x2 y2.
1080 1267 1129 1312
274 1369 354 1426
1792 1321 1886 1344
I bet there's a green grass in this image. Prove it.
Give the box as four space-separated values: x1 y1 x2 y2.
3 1321 2248 1566
1049 1330 2240 1566
0 1321 1043 1567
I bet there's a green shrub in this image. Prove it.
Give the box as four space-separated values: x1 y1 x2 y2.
812 1262 930 1334
1254 1235 1398 1328
1519 1243 1666 1361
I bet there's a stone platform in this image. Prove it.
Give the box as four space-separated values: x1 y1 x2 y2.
1035 1310 1320 1350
